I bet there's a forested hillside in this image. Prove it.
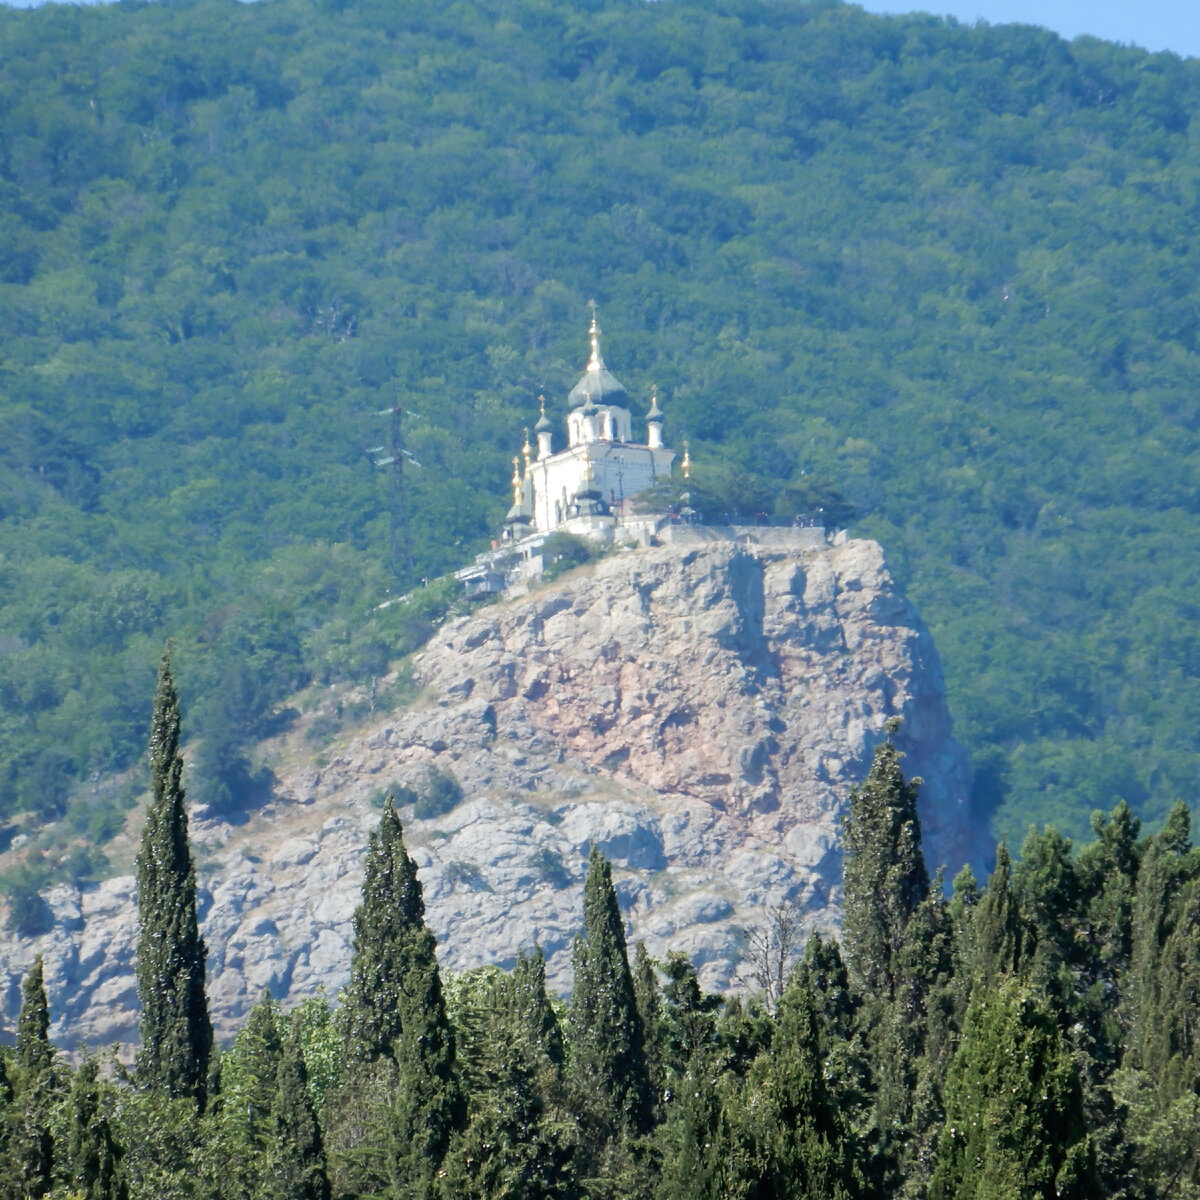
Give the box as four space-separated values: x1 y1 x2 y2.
3 0 1200 884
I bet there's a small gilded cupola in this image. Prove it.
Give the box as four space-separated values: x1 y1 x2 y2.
535 395 553 459
646 384 664 449
504 452 533 540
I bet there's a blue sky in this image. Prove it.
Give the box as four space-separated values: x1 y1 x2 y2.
2 0 1198 59
857 0 1200 59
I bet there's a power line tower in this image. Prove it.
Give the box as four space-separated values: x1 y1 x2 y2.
372 400 419 585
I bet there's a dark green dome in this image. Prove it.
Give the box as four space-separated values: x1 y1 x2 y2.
569 363 629 410
569 310 630 409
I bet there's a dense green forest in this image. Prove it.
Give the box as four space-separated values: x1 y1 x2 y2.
6 676 1200 1200
3 0 1200 891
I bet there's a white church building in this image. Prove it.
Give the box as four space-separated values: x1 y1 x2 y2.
457 306 678 597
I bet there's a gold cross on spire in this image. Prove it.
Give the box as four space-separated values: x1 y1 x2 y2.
522 427 532 470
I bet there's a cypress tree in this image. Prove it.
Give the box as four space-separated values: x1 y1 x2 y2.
841 719 929 1001
655 1064 757 1200
13 957 55 1200
341 794 426 1066
16 954 53 1077
1128 803 1193 1069
0 1052 15 1200
135 651 212 1107
884 880 959 1200
216 989 284 1200
386 925 465 1199
931 978 1098 1200
66 1058 128 1200
270 1022 330 1200
802 933 859 1057
633 943 663 1109
659 951 720 1085
748 968 858 1200
964 841 1021 995
568 845 651 1140
330 795 463 1197
1076 801 1141 984
1013 825 1080 1008
0 1051 11 1123
801 931 873 1143
1136 877 1200 1103
239 990 285 1152
511 946 565 1075
440 969 574 1200
947 866 979 1016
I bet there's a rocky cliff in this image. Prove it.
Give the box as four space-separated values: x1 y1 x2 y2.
0 536 982 1047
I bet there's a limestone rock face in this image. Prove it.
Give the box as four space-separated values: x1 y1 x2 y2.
0 539 982 1048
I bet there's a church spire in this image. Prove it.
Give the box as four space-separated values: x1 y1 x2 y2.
511 455 522 504
587 299 604 371
569 298 629 412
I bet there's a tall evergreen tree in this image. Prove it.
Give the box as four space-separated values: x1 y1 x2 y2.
66 1058 128 1200
441 970 574 1200
239 990 285 1152
510 946 565 1077
964 841 1021 995
883 879 959 1199
270 1022 331 1200
654 1065 757 1200
1075 801 1141 989
1014 826 1080 1010
1136 876 1200 1104
135 651 212 1108
841 719 929 1001
633 943 663 1112
1127 802 1193 1072
341 794 426 1066
386 925 465 1199
568 845 651 1141
658 952 720 1086
216 989 284 1200
0 1052 16 1200
12 957 55 1200
329 795 463 1198
746 968 859 1200
16 954 53 1078
930 977 1097 1200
